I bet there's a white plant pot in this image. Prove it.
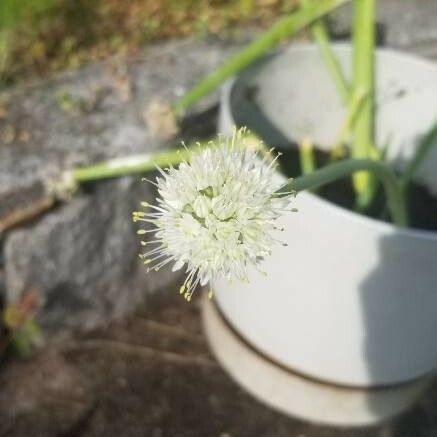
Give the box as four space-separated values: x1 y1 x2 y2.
213 44 437 391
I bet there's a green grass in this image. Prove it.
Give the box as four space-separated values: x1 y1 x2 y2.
0 0 56 29
0 0 299 85
0 0 58 81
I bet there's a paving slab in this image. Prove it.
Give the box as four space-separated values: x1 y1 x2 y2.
1 291 437 437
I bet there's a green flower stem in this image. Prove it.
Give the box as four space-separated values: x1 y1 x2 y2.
351 0 375 197
277 159 407 227
173 0 351 115
72 148 193 183
70 133 263 184
301 0 349 102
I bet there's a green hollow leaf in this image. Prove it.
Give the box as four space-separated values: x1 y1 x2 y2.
351 0 376 202
301 0 350 103
173 0 352 115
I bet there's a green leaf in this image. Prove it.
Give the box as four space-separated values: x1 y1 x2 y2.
301 0 350 102
0 0 57 29
173 0 352 115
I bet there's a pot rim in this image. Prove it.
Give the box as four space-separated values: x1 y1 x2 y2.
228 42 437 243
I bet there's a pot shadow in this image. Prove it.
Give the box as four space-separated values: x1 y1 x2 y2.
358 231 437 434
229 81 437 435
357 126 437 431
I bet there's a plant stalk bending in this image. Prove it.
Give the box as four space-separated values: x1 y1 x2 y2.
277 158 407 227
173 0 351 115
70 149 407 228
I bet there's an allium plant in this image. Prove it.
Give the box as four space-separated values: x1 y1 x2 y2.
132 128 406 301
133 129 295 302
41 0 427 303
49 126 405 303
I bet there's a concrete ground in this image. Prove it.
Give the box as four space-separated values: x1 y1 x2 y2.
1 289 436 437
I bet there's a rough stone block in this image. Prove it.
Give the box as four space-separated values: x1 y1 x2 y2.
0 38 245 334
4 177 179 333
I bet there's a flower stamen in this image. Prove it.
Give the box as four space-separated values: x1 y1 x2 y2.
134 128 295 301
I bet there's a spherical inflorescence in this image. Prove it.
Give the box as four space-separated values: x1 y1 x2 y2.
133 129 295 301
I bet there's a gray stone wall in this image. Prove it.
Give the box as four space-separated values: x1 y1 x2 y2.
0 38 240 334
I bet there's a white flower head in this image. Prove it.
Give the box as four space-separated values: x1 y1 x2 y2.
134 128 295 301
